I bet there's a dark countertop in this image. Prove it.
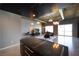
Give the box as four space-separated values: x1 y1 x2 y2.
20 36 68 56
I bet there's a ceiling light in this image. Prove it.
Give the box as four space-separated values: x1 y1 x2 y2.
53 21 59 25
33 14 35 17
49 19 53 22
37 22 40 24
59 9 64 20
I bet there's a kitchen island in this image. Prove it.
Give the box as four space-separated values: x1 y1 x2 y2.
20 36 68 56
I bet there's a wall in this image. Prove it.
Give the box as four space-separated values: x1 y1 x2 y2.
0 10 24 48
0 10 41 49
21 18 41 33
31 21 41 33
21 17 30 33
53 25 58 35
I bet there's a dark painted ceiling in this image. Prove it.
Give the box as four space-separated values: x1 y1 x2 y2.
0 3 54 18
0 3 79 23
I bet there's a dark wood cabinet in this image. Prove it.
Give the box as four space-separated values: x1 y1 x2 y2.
20 41 39 56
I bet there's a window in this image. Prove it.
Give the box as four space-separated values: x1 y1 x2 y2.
45 26 53 32
58 24 72 36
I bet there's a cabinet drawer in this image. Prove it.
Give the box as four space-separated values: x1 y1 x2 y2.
23 45 38 56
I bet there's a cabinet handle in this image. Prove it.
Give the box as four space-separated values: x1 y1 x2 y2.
60 47 64 56
24 46 34 53
25 50 30 56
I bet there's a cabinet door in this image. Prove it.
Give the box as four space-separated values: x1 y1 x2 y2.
20 42 39 56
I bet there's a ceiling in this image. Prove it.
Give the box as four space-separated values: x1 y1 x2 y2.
39 4 79 22
0 3 79 23
0 3 54 18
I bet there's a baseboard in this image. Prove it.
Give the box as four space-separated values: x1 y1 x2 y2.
0 43 20 51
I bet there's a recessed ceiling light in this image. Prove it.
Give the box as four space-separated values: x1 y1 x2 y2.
37 22 40 24
33 14 35 17
49 19 53 22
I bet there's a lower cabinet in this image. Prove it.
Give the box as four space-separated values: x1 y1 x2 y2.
20 42 39 56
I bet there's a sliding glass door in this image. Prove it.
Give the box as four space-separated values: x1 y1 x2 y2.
58 24 72 36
